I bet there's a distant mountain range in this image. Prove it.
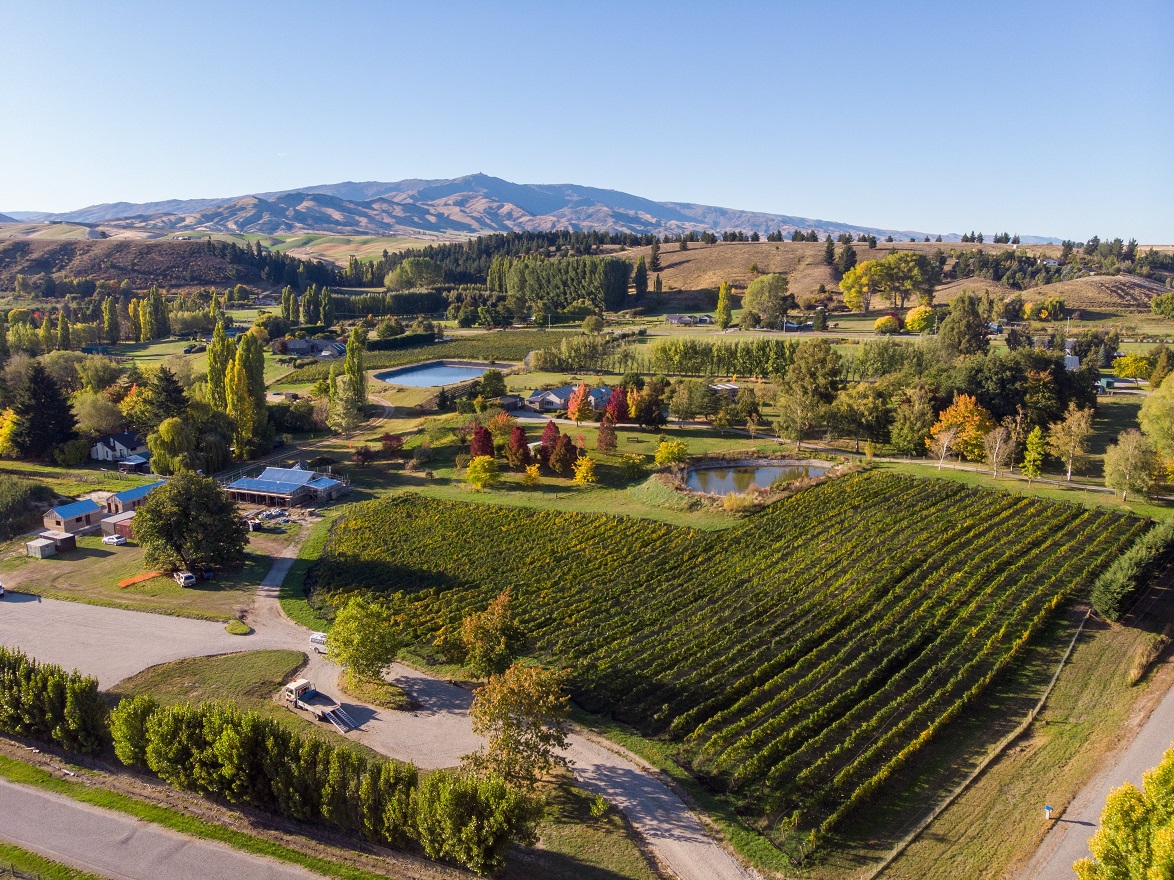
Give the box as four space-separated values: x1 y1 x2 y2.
2 173 1059 243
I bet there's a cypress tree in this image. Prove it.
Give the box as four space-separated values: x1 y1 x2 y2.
649 239 662 273
56 316 71 351
321 287 335 327
823 238 836 265
11 363 76 459
654 273 662 295
837 243 858 274
633 257 648 298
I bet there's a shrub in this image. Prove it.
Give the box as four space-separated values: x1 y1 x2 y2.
904 305 935 334
0 647 108 753
654 438 689 467
874 315 900 335
110 694 160 767
466 455 500 490
1091 519 1174 620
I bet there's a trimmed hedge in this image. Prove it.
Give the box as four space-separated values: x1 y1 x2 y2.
0 647 108 753
112 699 538 874
1091 519 1174 620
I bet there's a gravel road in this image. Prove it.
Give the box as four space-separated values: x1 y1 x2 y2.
1019 682 1174 879
0 777 320 880
0 555 754 880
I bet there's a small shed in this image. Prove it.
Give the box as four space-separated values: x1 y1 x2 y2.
101 510 136 538
40 530 77 552
43 499 102 534
26 537 56 558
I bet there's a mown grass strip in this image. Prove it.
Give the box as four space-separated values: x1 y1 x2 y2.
278 510 345 630
0 753 399 880
0 841 105 880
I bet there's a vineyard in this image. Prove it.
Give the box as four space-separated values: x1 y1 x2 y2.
279 330 575 384
310 472 1146 854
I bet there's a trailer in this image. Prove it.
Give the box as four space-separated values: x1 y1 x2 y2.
281 679 356 733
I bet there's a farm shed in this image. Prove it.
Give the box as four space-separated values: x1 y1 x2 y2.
101 510 136 538
39 530 77 552
43 499 102 534
106 481 164 514
226 466 347 507
26 538 56 559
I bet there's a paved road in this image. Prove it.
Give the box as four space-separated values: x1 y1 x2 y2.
1 559 754 880
0 777 320 880
1019 683 1174 878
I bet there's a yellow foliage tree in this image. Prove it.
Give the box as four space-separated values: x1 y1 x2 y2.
465 455 500 490
905 305 935 334
840 261 885 314
572 455 597 486
928 394 995 462
567 382 591 425
0 408 18 458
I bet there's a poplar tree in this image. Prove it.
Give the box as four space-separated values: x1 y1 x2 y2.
56 315 70 351
225 360 255 458
320 288 335 327
206 322 234 412
343 326 367 409
103 297 121 345
716 280 733 329
139 298 155 342
128 298 142 341
38 317 54 353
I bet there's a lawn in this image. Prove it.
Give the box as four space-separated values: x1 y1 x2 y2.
0 459 153 499
0 536 270 621
0 840 107 880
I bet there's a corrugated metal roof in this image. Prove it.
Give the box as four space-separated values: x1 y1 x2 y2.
48 499 101 519
109 481 165 504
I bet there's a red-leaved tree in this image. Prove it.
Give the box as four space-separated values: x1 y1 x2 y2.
505 426 532 468
604 387 628 424
538 420 561 465
597 415 617 452
550 434 578 474
470 425 495 459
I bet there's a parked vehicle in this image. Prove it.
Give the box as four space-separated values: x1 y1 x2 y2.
173 570 196 587
0 581 5 598
102 534 127 546
309 632 328 654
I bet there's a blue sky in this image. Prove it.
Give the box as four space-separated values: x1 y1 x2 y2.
2 0 1171 241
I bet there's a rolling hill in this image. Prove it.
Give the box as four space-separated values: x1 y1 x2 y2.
5 173 1061 243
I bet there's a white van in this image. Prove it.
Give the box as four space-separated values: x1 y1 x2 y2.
174 570 196 587
309 632 328 654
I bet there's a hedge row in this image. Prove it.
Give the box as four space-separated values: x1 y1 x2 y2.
0 647 107 754
366 331 439 352
111 697 538 874
1091 519 1174 620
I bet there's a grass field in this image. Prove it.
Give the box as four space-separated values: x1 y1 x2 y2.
308 472 1145 859
0 840 116 879
0 536 269 621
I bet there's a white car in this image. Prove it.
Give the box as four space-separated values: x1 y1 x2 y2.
174 570 197 587
102 534 127 546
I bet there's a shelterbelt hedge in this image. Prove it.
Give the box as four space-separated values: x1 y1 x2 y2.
312 472 1145 853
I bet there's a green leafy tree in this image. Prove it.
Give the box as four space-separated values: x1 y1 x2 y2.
56 315 71 351
465 663 570 789
459 590 524 678
1022 426 1046 485
110 694 159 767
327 596 403 682
890 386 936 456
743 274 796 329
384 257 443 291
147 416 199 474
715 280 733 329
937 291 990 358
206 321 234 412
1075 747 1174 880
102 296 121 345
1104 429 1158 502
134 473 248 571
1047 403 1095 481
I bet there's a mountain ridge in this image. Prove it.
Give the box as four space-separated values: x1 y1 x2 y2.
2 173 1060 243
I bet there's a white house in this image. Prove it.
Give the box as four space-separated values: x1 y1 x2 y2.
90 432 147 463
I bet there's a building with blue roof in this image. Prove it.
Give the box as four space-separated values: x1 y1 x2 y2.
106 481 165 515
225 466 347 507
43 499 102 534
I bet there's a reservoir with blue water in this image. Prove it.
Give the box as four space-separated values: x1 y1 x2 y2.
375 361 493 387
685 461 827 495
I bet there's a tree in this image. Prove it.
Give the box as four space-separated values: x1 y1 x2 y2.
505 426 532 468
743 274 796 329
344 326 368 409
1140 374 1174 463
938 292 990 358
830 384 890 453
983 425 1012 477
633 256 648 298
715 280 733 330
836 243 858 274
102 297 121 344
465 663 570 788
905 305 935 334
928 426 958 470
466 455 500 490
549 434 577 474
136 366 188 435
1114 353 1154 382
840 261 883 314
823 237 836 265
470 425 494 458
134 473 247 571
206 321 234 412
567 382 591 425
1104 430 1157 502
653 273 662 295
459 590 524 678
930 394 995 462
384 257 442 291
147 417 198 474
327 596 402 682
73 391 125 438
596 415 617 452
478 369 507 399
1047 404 1095 481
1022 426 1046 485
56 316 71 351
648 239 661 273
604 387 628 424
572 455 597 486
9 363 76 459
1074 747 1174 880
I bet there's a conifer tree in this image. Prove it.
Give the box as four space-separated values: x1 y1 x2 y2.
824 237 836 265
654 273 662 295
649 239 662 273
505 426 531 468
836 243 858 275
633 257 648 299
596 415 617 452
321 288 335 326
11 363 76 459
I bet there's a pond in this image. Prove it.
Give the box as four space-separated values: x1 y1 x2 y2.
375 361 491 387
685 462 827 495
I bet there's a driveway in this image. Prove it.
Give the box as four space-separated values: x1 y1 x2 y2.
1 561 754 880
1019 683 1174 878
0 777 320 880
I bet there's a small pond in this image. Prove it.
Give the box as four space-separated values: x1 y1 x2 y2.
375 361 491 387
685 462 827 495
